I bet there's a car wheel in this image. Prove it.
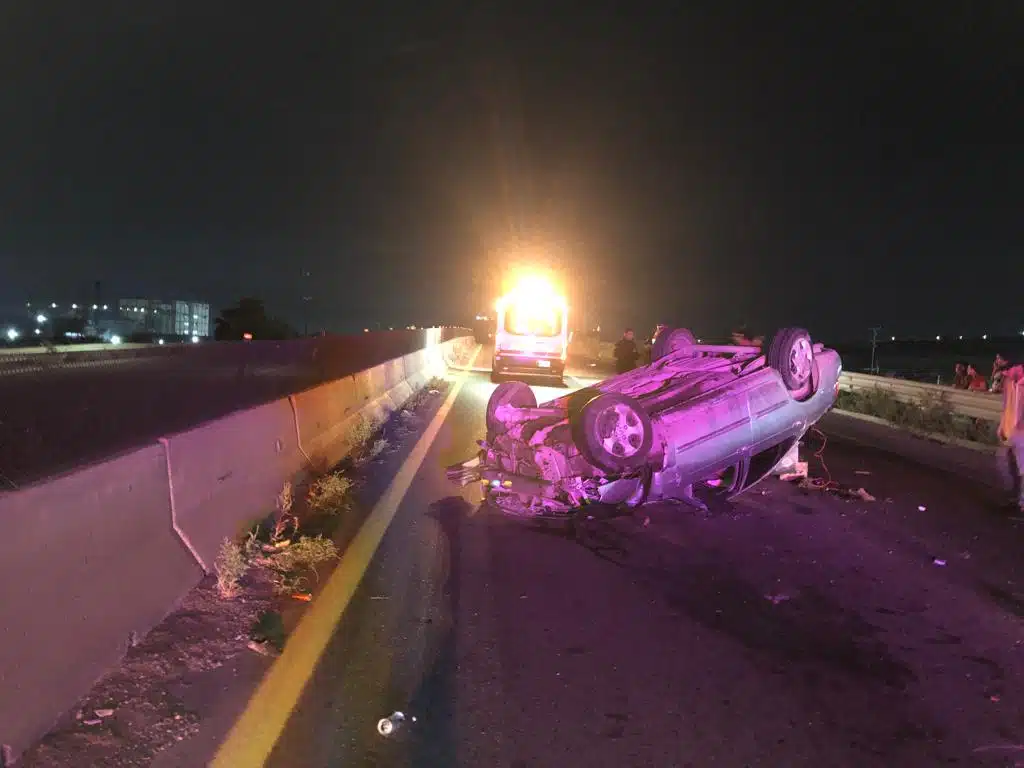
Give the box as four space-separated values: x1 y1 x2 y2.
486 380 536 441
571 392 654 474
651 327 697 363
767 327 815 397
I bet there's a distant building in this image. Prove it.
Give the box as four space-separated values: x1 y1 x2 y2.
117 299 211 338
23 297 211 341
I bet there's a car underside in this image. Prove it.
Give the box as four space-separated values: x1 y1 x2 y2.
447 326 842 520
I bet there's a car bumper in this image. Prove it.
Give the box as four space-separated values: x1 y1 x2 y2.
493 354 565 377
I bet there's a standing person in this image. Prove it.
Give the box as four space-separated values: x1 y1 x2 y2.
992 354 1011 394
731 324 764 348
644 324 667 364
614 328 640 374
997 364 1024 512
966 364 988 391
952 363 969 389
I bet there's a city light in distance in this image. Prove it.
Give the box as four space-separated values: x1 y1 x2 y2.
5 328 18 341
35 314 46 324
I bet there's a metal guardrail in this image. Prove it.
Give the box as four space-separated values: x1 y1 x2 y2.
839 370 1002 422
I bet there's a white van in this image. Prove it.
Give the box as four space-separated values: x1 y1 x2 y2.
492 289 569 385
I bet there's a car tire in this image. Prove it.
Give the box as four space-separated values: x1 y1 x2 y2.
767 327 815 398
571 392 654 474
651 327 697 363
486 380 537 441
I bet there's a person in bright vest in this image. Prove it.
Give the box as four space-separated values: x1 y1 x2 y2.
997 364 1024 511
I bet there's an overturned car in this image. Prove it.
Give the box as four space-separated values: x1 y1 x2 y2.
447 327 842 519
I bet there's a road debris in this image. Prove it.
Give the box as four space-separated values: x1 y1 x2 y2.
94 708 115 718
779 461 809 482
377 711 416 736
933 558 947 567
246 639 278 657
796 477 875 502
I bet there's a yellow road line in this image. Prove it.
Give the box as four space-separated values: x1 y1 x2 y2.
211 346 481 767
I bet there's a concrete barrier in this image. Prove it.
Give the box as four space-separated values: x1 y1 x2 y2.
0 445 203 759
0 334 475 759
162 398 305 571
290 377 363 470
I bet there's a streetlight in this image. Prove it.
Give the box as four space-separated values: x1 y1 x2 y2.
35 314 47 324
191 335 200 344
5 328 18 341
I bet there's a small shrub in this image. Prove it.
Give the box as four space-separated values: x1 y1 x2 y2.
270 535 339 574
276 481 294 516
348 414 377 450
306 472 353 514
265 535 340 592
214 538 248 598
271 481 298 543
243 526 262 560
269 571 308 596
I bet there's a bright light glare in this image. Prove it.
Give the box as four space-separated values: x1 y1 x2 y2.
191 335 199 343
34 328 40 335
157 338 165 345
496 274 567 337
5 328 18 341
110 335 122 345
36 314 47 324
982 334 988 340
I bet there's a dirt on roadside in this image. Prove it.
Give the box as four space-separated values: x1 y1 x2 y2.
15 381 449 768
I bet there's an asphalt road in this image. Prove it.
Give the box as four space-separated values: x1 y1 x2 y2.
257 362 1024 767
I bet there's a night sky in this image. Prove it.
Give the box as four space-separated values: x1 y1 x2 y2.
0 2 1019 341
